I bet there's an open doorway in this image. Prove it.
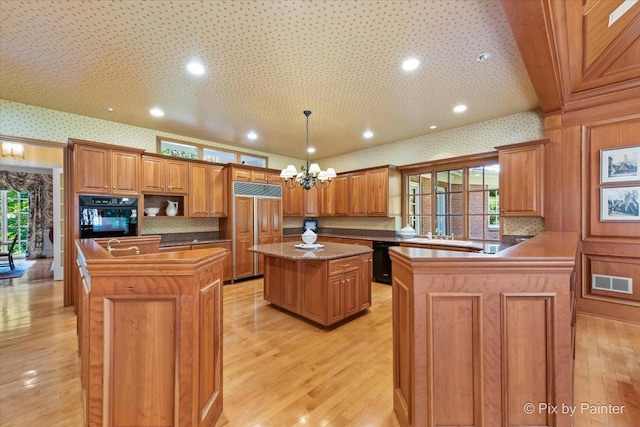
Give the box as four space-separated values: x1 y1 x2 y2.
0 138 64 281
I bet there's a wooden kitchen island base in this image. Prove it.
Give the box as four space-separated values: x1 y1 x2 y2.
249 242 373 327
389 232 578 427
76 236 226 427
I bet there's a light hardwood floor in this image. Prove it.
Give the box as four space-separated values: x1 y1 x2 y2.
0 259 638 426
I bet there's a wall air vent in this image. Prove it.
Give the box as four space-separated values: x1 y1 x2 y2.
592 274 633 295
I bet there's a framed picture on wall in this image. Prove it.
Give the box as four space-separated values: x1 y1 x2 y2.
600 145 639 183
601 186 640 221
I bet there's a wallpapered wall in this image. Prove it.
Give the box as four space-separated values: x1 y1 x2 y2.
0 99 545 236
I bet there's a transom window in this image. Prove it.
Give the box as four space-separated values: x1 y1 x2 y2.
404 154 500 241
157 136 268 167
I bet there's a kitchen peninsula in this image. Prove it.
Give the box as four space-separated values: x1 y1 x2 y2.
75 235 226 427
248 242 373 327
389 231 578 427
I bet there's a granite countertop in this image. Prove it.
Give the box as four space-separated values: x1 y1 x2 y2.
248 241 372 260
284 230 513 253
153 232 231 248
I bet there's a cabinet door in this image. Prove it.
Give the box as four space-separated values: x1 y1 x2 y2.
76 145 110 193
349 172 368 216
318 182 335 216
270 199 282 237
164 159 188 194
499 144 544 217
209 166 227 217
234 196 255 279
304 186 319 217
359 255 372 310
111 150 140 195
231 167 251 182
343 271 360 317
197 242 232 282
263 256 281 304
300 261 326 324
188 163 209 217
366 168 388 216
141 156 164 192
327 275 345 324
279 258 300 314
251 170 268 183
283 185 304 216
333 175 349 216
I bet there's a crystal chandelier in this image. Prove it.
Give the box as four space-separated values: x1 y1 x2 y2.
280 110 336 190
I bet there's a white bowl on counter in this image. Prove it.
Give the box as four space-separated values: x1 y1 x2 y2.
144 207 160 216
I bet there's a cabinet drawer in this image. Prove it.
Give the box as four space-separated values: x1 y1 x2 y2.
328 256 359 275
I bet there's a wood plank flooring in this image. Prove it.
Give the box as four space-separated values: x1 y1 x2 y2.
0 259 638 426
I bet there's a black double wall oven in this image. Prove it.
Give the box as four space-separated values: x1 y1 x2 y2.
79 195 138 239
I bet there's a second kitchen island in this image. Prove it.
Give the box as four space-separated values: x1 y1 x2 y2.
248 242 373 327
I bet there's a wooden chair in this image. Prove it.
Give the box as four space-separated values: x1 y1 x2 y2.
0 235 18 271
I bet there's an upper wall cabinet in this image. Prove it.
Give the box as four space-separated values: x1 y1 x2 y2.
189 163 227 217
141 154 188 194
318 174 349 217
74 141 142 196
349 166 401 217
497 140 547 217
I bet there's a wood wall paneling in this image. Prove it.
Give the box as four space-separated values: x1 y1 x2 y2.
585 117 640 239
584 254 640 304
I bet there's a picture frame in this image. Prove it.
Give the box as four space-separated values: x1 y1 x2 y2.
600 186 640 221
600 145 639 183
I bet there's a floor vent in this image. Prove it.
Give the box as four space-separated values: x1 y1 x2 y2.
592 274 633 295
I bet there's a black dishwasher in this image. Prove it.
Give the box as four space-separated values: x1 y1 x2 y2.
372 241 400 284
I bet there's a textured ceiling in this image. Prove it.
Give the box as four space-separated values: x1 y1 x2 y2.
0 0 538 159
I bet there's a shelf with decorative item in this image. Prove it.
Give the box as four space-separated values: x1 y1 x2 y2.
142 195 186 217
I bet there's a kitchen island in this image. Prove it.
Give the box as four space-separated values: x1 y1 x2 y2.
76 236 226 427
389 231 579 427
248 242 373 327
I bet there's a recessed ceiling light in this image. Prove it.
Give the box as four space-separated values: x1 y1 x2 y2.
307 147 316 154
430 125 437 129
402 57 420 72
247 131 257 140
107 107 114 112
476 53 490 62
187 61 205 76
363 130 373 139
150 108 164 117
453 104 467 113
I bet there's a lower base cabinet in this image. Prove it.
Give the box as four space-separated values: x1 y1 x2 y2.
77 240 225 427
264 253 372 326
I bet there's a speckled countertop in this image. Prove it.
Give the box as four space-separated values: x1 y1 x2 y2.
248 241 372 260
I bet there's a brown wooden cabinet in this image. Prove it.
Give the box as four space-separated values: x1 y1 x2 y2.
195 242 232 282
74 142 142 195
282 184 305 216
76 238 225 427
497 140 546 217
317 175 349 217
282 184 320 217
234 196 255 279
349 166 401 217
327 256 360 322
390 232 577 427
141 154 188 194
257 198 283 274
189 163 227 217
261 250 373 327
230 165 271 183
